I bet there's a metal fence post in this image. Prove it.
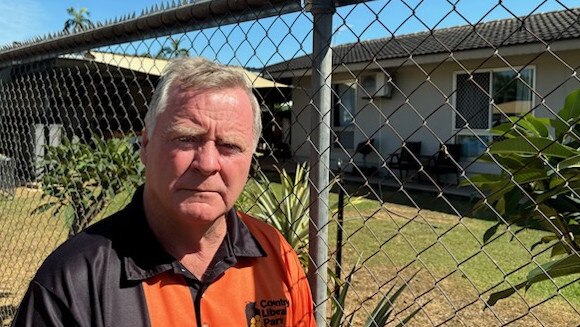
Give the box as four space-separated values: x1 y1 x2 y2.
307 0 334 325
334 159 344 301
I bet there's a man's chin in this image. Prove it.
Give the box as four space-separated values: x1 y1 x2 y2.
176 201 228 223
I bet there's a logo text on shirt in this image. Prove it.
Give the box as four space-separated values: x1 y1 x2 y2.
246 298 289 327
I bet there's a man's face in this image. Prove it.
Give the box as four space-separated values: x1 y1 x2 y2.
141 84 255 226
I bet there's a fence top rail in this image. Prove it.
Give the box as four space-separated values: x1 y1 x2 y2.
0 0 302 69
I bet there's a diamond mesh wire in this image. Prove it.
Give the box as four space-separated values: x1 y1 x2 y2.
0 1 579 326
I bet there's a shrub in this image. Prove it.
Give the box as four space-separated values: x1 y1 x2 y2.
239 163 311 265
35 135 144 238
463 89 580 305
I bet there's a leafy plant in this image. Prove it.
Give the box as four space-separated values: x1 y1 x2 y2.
462 89 580 305
330 264 427 327
238 162 365 267
35 135 144 238
238 163 311 265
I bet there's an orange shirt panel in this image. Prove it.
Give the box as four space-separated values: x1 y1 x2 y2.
143 272 197 327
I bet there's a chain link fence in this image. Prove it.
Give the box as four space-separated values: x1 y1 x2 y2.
1 0 579 326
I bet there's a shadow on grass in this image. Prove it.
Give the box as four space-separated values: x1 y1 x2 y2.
254 161 551 231
339 178 556 232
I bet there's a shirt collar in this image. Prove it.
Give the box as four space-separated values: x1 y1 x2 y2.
116 185 265 282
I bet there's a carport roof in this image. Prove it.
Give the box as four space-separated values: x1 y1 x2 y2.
65 51 289 89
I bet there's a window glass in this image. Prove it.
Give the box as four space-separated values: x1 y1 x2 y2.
334 130 355 149
332 83 356 127
456 135 490 158
491 69 534 126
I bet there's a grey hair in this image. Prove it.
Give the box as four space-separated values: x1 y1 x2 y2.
144 57 262 149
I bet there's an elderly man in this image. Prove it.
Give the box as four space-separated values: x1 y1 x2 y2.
13 58 315 327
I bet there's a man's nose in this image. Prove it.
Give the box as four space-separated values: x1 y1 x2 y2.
191 142 220 175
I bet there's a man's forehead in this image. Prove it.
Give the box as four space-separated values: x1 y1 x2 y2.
170 82 205 97
168 86 251 111
156 85 254 137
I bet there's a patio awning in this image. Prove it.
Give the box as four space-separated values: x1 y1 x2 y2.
76 51 289 89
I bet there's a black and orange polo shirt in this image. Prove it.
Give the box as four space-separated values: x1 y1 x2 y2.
13 186 315 327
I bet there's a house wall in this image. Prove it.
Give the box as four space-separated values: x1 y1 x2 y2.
290 77 313 162
290 49 580 176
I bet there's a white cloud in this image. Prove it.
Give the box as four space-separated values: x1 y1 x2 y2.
335 23 355 34
0 0 47 46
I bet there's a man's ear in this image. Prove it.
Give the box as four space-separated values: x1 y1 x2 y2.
140 129 149 164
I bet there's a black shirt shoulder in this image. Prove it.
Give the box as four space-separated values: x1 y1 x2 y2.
32 212 122 291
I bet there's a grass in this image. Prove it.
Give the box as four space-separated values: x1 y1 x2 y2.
0 187 135 326
1 184 579 326
326 186 580 326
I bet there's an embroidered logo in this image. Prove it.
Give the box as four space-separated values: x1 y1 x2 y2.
246 298 289 327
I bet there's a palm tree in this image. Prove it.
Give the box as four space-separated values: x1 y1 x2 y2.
63 7 94 33
156 37 190 59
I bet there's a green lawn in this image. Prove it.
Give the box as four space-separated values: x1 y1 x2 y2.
333 205 579 297
325 187 580 326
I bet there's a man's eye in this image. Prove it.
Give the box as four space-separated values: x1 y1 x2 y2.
220 143 242 152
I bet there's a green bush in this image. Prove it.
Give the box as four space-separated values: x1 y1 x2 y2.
238 163 365 267
35 135 144 238
239 163 311 266
463 89 580 305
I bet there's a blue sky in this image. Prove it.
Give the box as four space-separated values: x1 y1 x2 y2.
0 0 577 66
0 0 161 46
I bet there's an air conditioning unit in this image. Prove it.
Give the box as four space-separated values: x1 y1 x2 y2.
360 73 393 99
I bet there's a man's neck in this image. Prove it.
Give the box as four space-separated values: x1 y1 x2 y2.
142 193 228 280
170 222 226 280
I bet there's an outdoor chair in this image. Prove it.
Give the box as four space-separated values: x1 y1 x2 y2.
388 141 422 181
425 143 462 184
352 138 378 176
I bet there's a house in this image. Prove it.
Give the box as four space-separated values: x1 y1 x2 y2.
265 8 580 180
0 52 287 183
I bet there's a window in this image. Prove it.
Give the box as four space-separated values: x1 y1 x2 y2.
332 82 356 149
454 68 534 157
332 83 356 127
